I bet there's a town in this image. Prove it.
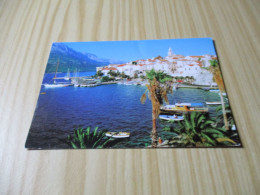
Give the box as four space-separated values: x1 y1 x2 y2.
96 48 218 86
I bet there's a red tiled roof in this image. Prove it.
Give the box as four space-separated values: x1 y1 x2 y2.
190 56 204 58
103 67 117 70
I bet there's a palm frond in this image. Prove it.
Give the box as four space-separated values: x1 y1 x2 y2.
200 133 216 146
216 137 236 145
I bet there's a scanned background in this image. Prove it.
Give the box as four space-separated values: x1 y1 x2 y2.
0 0 260 194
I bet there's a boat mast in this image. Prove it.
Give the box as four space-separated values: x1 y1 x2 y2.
54 59 60 83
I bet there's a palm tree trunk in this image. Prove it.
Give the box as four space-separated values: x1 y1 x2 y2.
220 91 229 130
152 108 157 147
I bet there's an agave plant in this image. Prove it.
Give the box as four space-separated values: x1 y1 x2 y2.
67 127 121 149
170 112 236 147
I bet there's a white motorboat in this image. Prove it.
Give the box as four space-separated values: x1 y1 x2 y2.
105 132 130 138
43 83 70 88
159 115 184 121
209 89 220 93
206 101 222 105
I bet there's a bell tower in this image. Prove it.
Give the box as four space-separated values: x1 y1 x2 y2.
168 47 172 56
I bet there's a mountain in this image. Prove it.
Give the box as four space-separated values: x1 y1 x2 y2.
45 43 125 73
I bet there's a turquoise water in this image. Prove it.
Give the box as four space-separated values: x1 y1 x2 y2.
26 74 226 149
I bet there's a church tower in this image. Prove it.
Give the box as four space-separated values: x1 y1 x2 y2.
168 47 173 56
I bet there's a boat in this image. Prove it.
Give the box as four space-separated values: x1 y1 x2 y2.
159 114 184 121
105 132 130 138
64 68 70 80
43 59 72 88
80 83 98 87
209 89 220 93
71 69 80 87
206 101 222 105
43 83 72 88
218 92 227 96
160 102 208 114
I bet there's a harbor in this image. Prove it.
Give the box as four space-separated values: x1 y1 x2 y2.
27 76 230 149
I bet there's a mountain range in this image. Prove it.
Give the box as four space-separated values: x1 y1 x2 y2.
45 43 126 73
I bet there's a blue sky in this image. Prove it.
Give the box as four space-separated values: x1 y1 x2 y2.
63 38 216 62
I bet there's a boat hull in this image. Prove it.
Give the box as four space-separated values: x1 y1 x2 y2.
160 108 208 114
43 84 72 88
105 132 130 138
206 102 222 105
159 115 184 121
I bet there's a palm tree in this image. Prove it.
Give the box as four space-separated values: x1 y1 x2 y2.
215 104 234 128
209 59 229 130
170 113 236 147
97 70 104 77
184 76 189 83
141 69 173 147
190 76 195 84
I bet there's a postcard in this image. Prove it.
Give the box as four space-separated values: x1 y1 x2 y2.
25 38 242 149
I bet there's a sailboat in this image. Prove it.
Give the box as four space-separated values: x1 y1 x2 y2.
71 69 80 87
64 69 70 80
43 59 72 88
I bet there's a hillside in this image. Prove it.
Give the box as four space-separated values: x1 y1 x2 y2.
45 43 125 73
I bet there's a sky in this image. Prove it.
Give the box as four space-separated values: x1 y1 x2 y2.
63 38 217 62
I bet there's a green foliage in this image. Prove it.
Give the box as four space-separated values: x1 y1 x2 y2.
209 59 219 68
121 72 128 78
101 76 110 82
215 104 235 127
67 127 121 149
201 67 209 70
140 75 146 80
145 69 172 83
162 125 173 132
169 112 236 147
141 69 173 147
97 70 104 76
132 61 137 65
107 70 117 77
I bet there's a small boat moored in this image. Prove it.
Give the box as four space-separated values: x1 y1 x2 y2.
159 114 184 121
206 101 222 105
160 102 208 114
43 83 72 88
105 132 130 138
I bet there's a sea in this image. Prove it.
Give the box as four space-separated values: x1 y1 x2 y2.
25 72 224 149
